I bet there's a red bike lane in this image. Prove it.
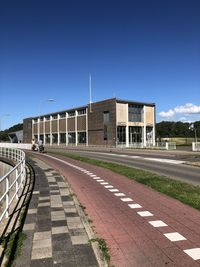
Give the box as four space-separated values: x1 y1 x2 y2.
33 153 200 267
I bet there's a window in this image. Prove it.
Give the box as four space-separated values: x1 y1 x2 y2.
68 132 76 143
60 133 66 143
78 109 86 115
103 111 110 140
117 126 126 144
129 126 142 143
45 116 50 121
68 111 75 117
128 105 143 122
45 134 50 144
52 133 58 144
52 114 57 120
78 132 86 143
60 113 66 118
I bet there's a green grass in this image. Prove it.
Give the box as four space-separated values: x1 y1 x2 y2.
1 231 26 266
90 238 110 263
49 150 200 211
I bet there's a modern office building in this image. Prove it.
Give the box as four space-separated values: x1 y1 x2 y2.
23 98 156 147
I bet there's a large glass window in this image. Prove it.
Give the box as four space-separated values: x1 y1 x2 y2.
78 109 86 115
103 111 110 140
68 111 75 117
68 132 76 144
60 133 66 144
52 133 58 144
129 126 142 143
45 134 50 144
117 126 126 144
128 105 143 122
78 132 86 143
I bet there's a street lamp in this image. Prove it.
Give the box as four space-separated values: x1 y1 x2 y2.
189 123 197 145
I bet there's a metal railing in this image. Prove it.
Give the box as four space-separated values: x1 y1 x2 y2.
0 147 26 222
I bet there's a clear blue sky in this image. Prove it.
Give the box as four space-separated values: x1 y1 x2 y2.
0 0 200 130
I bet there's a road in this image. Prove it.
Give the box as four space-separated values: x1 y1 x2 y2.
47 147 200 186
32 152 200 267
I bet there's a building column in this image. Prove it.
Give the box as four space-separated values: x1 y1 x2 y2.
37 118 40 141
57 114 60 146
50 115 52 145
86 108 88 146
75 110 78 146
125 104 129 147
66 112 68 146
143 106 146 147
43 117 46 145
32 119 34 140
153 107 156 146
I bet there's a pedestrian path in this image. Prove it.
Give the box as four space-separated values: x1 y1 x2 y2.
15 157 99 267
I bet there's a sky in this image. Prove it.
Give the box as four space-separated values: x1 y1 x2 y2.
0 0 200 130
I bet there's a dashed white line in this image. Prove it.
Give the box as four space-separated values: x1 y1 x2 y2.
109 189 119 192
149 220 168 227
101 182 109 185
96 179 104 182
137 211 153 217
121 198 133 202
184 248 200 260
104 185 113 188
164 232 186 242
128 203 142 209
114 193 125 197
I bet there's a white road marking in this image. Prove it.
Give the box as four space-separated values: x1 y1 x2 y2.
184 248 200 260
128 203 142 209
121 198 133 202
96 179 104 182
143 158 184 164
109 189 119 192
148 220 168 227
104 185 113 188
90 174 97 177
101 182 109 185
93 177 100 180
114 193 125 197
164 232 186 242
137 211 153 217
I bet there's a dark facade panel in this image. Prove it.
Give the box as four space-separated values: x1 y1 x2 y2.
33 124 37 134
23 118 32 143
52 120 58 133
77 116 86 131
59 119 66 132
68 118 75 131
88 99 116 146
45 121 50 133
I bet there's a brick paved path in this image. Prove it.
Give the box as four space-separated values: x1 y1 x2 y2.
36 153 200 267
15 157 99 267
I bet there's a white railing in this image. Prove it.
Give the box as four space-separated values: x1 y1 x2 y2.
0 147 26 222
192 142 200 152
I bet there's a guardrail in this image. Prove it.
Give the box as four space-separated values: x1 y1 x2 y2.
0 147 26 222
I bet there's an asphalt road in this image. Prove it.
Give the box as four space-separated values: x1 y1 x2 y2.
47 148 200 186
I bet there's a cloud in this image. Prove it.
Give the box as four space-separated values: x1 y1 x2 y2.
159 103 200 118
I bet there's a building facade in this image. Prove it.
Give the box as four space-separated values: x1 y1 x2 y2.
23 98 156 147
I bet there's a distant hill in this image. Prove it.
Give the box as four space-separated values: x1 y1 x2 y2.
0 123 23 141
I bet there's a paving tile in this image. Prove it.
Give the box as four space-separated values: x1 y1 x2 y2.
31 258 53 267
66 217 81 223
71 235 88 245
32 238 52 249
67 222 84 229
28 209 37 214
31 247 52 260
34 231 51 240
52 226 69 235
23 223 35 231
38 202 50 207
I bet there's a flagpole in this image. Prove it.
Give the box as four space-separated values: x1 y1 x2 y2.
89 74 92 112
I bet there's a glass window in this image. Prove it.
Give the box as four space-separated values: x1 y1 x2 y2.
60 113 66 118
52 133 58 144
68 111 75 117
78 109 86 115
60 133 66 143
78 132 86 143
52 114 57 120
128 105 143 122
103 111 110 140
117 126 126 144
45 134 50 144
45 116 50 121
129 126 142 143
68 132 76 143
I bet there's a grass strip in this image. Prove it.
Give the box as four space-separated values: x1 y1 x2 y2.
48 150 200 211
90 238 110 263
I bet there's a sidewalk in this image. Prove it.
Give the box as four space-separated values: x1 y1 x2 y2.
15 157 99 267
